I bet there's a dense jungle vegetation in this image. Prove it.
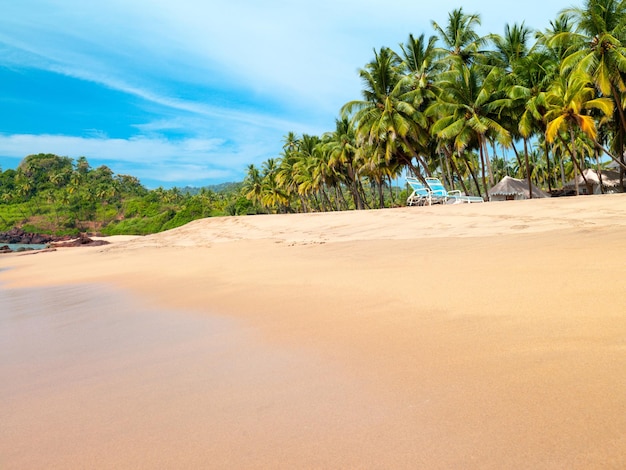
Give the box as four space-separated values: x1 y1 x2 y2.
0 154 252 235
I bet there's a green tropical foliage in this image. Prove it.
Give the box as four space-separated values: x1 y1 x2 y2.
0 154 245 235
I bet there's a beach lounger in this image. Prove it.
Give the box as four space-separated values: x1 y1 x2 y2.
424 177 484 204
406 177 433 206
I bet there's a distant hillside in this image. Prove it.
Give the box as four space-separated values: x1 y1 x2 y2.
0 154 256 235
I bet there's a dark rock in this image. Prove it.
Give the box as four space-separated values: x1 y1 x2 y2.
50 233 109 248
0 228 110 248
0 228 56 244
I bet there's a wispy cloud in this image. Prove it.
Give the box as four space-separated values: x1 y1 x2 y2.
0 133 271 186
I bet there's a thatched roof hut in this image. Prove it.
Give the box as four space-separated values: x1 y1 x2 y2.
564 169 622 195
488 176 550 201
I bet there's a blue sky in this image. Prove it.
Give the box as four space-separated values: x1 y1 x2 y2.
0 1 565 188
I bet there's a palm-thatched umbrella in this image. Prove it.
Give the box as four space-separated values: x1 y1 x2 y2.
564 169 621 195
488 176 549 201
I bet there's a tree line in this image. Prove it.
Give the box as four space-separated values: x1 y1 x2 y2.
242 0 626 213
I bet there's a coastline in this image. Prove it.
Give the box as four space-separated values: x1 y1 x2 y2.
2 196 626 468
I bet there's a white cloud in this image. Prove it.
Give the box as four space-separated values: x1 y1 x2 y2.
0 0 565 115
0 133 273 186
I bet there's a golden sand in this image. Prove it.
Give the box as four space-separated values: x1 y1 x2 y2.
2 195 626 469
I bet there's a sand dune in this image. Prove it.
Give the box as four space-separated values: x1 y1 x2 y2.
2 195 626 469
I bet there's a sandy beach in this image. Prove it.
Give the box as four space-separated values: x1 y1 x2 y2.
2 194 626 469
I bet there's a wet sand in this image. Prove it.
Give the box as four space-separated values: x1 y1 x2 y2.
1 285 394 469
2 195 626 468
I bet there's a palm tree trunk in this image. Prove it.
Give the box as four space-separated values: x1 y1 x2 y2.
450 156 470 195
524 138 533 199
463 155 483 197
443 152 453 189
478 138 489 199
301 195 310 213
346 163 364 210
443 147 471 195
356 179 369 209
333 186 343 211
510 141 524 177
387 175 396 206
544 139 552 193
320 187 332 211
609 84 626 191
593 140 626 170
483 138 495 188
559 151 566 187
400 136 430 184
567 128 579 195
595 147 604 194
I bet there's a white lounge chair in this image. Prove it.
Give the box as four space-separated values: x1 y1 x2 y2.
424 178 484 204
406 177 434 206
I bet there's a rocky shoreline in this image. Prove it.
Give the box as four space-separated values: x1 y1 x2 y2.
0 228 109 253
0 228 59 245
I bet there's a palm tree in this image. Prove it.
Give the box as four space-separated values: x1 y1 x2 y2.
276 134 304 211
491 23 533 72
396 33 441 103
428 64 511 198
556 0 626 185
341 47 430 182
431 8 487 67
490 22 543 195
260 158 289 213
323 118 365 210
495 38 562 194
545 70 614 194
242 164 263 209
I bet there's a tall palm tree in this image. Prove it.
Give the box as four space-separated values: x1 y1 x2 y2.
260 158 289 213
276 134 304 211
490 22 541 195
396 33 441 104
242 164 263 209
545 70 614 194
342 47 430 183
490 23 533 72
323 118 365 209
428 64 511 198
556 0 626 185
431 8 487 67
290 134 325 211
495 36 563 194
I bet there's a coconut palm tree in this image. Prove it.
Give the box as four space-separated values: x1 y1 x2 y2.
490 23 533 72
260 158 289 213
545 70 614 194
556 0 626 185
428 63 511 198
431 8 488 68
489 22 543 195
276 134 304 211
341 47 430 182
323 118 365 209
396 33 442 104
242 164 264 209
